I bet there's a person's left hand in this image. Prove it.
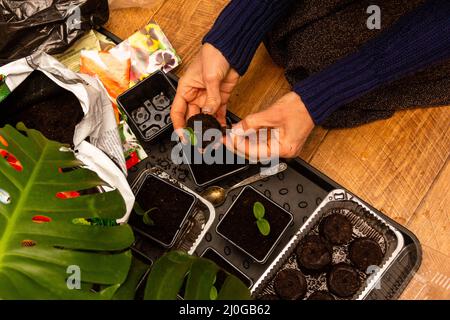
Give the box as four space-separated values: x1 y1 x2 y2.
223 92 315 160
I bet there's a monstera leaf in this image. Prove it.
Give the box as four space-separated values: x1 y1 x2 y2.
144 251 251 300
0 124 134 299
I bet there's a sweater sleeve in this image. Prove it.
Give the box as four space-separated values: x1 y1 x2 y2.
294 0 450 125
203 0 293 75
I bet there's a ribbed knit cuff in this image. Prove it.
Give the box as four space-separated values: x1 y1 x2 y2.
294 50 379 125
203 0 292 75
295 0 450 125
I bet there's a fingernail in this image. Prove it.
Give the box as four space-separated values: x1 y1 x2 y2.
202 107 212 114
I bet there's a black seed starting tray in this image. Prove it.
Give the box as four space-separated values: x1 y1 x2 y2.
127 108 422 299
101 24 421 300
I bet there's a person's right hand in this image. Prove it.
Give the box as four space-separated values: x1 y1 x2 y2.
170 43 240 138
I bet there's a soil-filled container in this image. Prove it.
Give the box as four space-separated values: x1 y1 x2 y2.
183 143 249 187
117 70 176 143
216 186 293 264
129 172 197 248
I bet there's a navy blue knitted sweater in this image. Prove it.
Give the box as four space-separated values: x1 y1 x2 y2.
204 0 450 124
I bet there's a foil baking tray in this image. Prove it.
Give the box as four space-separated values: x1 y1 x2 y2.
251 189 405 300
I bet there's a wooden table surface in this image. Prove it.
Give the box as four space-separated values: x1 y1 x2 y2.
105 0 450 300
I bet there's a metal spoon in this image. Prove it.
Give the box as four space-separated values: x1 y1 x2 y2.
200 163 288 207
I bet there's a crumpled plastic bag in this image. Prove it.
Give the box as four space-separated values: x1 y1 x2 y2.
0 0 109 60
0 52 134 223
108 0 163 10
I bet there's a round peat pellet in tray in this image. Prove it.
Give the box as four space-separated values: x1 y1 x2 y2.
255 205 391 300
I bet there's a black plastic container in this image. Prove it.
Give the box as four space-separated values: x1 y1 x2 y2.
183 143 249 187
117 70 176 143
216 186 293 264
129 172 197 248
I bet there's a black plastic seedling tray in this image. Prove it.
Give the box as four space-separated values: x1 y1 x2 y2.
129 171 197 248
216 186 294 264
125 77 421 300
100 29 422 300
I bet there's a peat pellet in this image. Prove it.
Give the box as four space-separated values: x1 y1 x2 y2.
327 263 361 298
349 237 384 272
296 235 332 273
307 291 336 300
319 213 353 245
273 269 307 300
186 113 222 149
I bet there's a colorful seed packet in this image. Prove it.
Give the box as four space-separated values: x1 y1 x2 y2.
110 20 181 85
79 21 181 170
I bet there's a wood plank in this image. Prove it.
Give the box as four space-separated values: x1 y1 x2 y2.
400 245 450 300
406 160 450 256
310 107 450 225
105 7 158 39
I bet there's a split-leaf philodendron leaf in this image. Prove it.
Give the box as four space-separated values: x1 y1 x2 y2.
144 251 251 300
0 124 134 299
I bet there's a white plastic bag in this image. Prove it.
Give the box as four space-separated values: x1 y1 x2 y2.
0 52 135 222
108 0 163 9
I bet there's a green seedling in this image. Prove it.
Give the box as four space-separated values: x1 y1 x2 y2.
253 201 270 236
185 127 197 146
210 275 218 300
134 202 158 226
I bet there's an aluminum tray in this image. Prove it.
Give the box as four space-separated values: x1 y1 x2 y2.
252 189 404 300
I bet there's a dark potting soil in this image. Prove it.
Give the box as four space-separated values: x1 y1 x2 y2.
129 175 196 247
202 248 252 288
0 71 83 144
186 113 223 149
217 187 293 263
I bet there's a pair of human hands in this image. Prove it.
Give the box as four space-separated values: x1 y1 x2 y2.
170 43 315 160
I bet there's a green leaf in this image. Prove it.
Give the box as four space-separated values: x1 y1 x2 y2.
185 127 197 146
144 251 251 300
256 219 271 236
217 275 251 300
0 124 134 299
144 251 194 300
184 257 218 300
143 212 155 226
113 257 151 300
210 286 218 300
133 202 146 216
253 201 265 220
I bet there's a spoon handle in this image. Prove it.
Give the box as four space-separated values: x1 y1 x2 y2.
227 163 288 193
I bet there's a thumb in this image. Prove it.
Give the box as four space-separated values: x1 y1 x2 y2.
203 75 222 114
